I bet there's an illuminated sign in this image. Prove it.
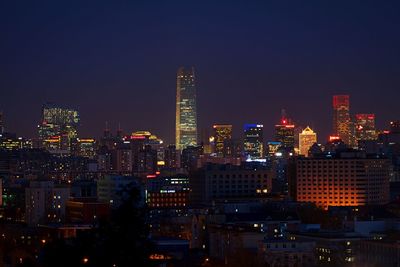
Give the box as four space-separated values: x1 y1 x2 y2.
329 135 340 142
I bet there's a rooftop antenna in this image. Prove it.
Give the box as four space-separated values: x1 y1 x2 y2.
281 109 288 124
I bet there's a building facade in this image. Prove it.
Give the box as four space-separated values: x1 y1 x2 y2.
296 152 390 209
38 104 80 153
200 163 272 203
243 124 264 160
212 124 233 158
355 114 377 142
146 174 190 208
97 175 138 208
275 118 295 150
333 95 351 145
176 67 197 150
25 181 70 226
299 126 317 157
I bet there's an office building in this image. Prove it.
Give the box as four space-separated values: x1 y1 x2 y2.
25 181 70 226
112 143 133 173
76 138 97 159
146 174 190 208
333 95 351 145
38 104 80 152
176 67 197 150
212 124 233 157
295 151 390 209
258 239 316 267
275 117 295 149
164 145 178 169
66 200 110 224
192 163 272 204
97 175 139 208
355 114 377 142
299 126 317 157
243 124 264 160
267 141 282 157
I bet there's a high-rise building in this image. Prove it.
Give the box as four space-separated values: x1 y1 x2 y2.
355 114 376 142
164 144 178 169
25 181 70 225
243 124 264 160
76 138 97 159
275 117 295 149
333 95 351 145
295 151 390 209
176 67 197 150
191 163 272 204
97 175 140 208
299 126 317 157
112 143 133 173
38 104 79 152
212 124 233 157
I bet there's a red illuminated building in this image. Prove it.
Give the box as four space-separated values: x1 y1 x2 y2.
333 95 352 145
355 114 376 142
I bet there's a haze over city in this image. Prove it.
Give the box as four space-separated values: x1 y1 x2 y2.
2 1 400 143
3 2 400 267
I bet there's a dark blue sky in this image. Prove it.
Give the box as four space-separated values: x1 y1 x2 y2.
1 1 400 144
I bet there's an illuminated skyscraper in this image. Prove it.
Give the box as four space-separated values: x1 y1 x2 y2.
355 114 376 141
243 124 264 160
212 124 233 157
76 138 97 159
333 95 351 145
38 104 80 152
176 67 197 150
275 117 295 149
299 126 317 157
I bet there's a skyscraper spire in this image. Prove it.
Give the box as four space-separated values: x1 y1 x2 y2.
104 121 111 138
116 122 123 138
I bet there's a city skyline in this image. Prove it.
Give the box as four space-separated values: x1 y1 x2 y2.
2 1 400 143
0 90 396 145
3 2 400 266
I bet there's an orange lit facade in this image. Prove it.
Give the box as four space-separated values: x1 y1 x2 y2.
146 176 190 208
147 190 189 208
296 154 390 209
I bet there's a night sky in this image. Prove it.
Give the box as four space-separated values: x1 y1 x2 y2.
1 1 400 144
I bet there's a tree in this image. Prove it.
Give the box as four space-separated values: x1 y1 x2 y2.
40 185 154 267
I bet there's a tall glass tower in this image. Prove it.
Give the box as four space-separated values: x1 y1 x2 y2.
176 67 197 150
38 103 80 151
243 124 264 160
333 95 351 145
